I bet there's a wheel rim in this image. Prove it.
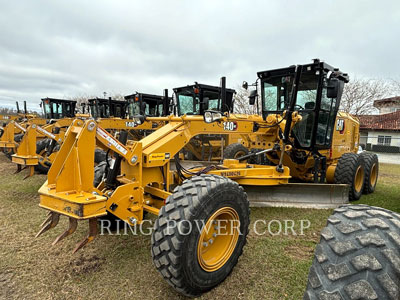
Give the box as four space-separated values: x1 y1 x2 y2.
370 163 378 187
354 166 364 193
197 207 240 272
233 151 246 159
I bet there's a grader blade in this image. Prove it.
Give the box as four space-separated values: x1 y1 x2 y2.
52 218 78 246
72 218 98 253
245 183 349 209
35 212 60 238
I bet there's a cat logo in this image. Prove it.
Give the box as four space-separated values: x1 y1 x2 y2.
336 119 345 133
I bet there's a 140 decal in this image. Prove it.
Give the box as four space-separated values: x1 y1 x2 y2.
223 121 238 131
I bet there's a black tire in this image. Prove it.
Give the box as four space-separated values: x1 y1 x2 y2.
360 152 379 194
94 149 107 164
334 153 365 201
3 148 14 160
151 174 250 297
34 139 52 174
304 204 400 300
14 133 24 142
94 161 107 187
223 143 249 160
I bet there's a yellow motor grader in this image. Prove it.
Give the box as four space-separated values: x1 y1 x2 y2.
11 94 172 177
36 60 378 297
7 98 81 176
173 80 259 161
0 101 40 125
0 100 47 158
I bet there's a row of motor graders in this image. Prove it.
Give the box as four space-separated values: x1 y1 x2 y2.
18 59 380 297
0 83 238 177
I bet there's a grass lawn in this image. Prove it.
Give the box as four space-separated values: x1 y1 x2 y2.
0 155 399 300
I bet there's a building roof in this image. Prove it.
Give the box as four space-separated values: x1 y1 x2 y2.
373 96 400 108
359 111 400 131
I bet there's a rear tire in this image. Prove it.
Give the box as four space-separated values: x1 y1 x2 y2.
334 153 365 201
93 161 107 187
35 139 52 174
151 174 250 297
223 143 249 160
360 152 379 194
304 205 400 300
94 149 107 164
14 133 24 142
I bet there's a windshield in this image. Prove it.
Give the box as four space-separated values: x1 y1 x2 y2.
262 76 293 112
128 101 140 118
177 93 200 115
177 89 221 115
204 90 220 111
43 102 51 117
290 72 319 148
90 104 98 118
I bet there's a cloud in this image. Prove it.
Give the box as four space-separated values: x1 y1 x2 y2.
0 0 399 111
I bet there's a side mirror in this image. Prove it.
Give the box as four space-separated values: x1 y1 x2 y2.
327 78 344 98
242 81 248 90
203 97 209 109
249 90 257 105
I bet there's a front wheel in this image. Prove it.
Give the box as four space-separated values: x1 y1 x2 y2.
151 174 250 297
223 143 249 160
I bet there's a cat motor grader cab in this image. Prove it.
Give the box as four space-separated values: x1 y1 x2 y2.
173 82 248 160
35 60 376 297
87 97 128 119
125 91 172 117
124 91 172 139
234 58 377 201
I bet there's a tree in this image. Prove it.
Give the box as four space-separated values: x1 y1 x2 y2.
340 78 395 116
233 86 260 114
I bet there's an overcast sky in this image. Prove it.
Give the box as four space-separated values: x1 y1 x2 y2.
0 0 399 111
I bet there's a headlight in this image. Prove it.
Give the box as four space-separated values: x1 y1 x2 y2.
204 111 213 123
204 111 222 123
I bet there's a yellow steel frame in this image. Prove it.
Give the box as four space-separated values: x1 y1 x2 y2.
35 110 360 251
10 117 166 174
38 114 294 229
